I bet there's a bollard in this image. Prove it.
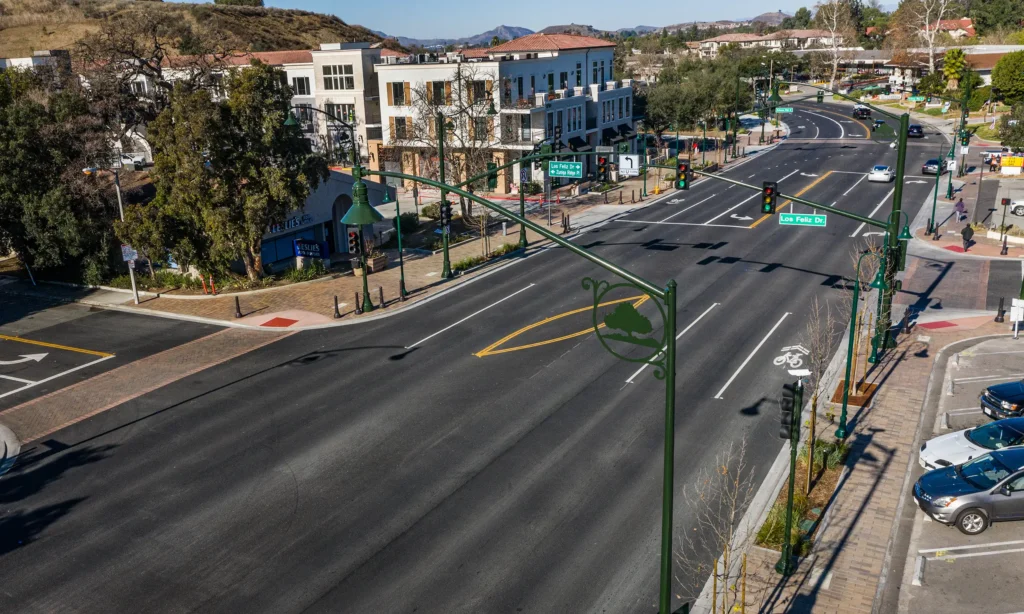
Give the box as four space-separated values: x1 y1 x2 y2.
1001 235 1009 255
379 286 385 308
932 228 941 241
996 297 1006 323
355 291 363 315
209 275 217 295
334 295 342 319
201 276 208 295
566 214 570 232
234 295 242 319
619 192 622 204
604 191 608 204
631 190 635 203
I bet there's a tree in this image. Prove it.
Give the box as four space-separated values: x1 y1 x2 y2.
916 70 947 96
891 0 957 74
0 66 117 282
134 63 329 280
999 104 1024 151
410 63 517 223
992 51 1024 104
794 6 814 28
942 47 967 90
970 0 1024 35
814 1 858 90
800 296 841 494
642 83 680 144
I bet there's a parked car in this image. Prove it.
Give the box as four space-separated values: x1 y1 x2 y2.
853 106 871 119
908 124 925 138
913 448 1024 535
921 158 949 175
981 380 1024 419
920 417 1024 470
868 165 895 182
1007 199 1024 217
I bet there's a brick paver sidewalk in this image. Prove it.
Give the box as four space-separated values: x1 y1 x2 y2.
737 314 1006 613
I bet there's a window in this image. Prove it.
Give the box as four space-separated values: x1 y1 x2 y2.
520 115 531 140
556 110 563 136
618 98 624 119
547 73 554 93
323 65 354 90
130 80 148 95
626 97 631 117
431 81 446 104
600 61 605 84
530 75 535 94
471 80 487 103
559 71 568 89
592 61 598 85
517 76 523 98
292 76 310 96
325 103 355 122
1009 474 1024 492
393 117 408 140
473 117 490 141
391 82 406 106
293 104 314 131
546 112 553 138
576 62 582 87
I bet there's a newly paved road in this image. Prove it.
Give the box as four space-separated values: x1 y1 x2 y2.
0 104 946 613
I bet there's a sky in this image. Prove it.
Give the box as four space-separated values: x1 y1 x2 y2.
263 0 812 39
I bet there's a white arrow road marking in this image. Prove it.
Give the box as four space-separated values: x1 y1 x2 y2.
0 353 48 366
848 134 862 137
659 194 717 222
800 172 819 177
667 198 684 205
841 120 854 123
862 231 885 237
749 174 757 178
730 214 753 221
798 125 806 129
850 187 895 237
715 312 791 399
906 180 928 184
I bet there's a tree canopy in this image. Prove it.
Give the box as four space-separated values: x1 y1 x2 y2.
992 51 1024 104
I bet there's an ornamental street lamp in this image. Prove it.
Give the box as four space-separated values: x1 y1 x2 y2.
436 112 455 279
836 255 887 439
870 210 912 362
341 165 384 313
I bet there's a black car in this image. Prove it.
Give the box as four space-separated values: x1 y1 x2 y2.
981 380 1024 420
853 107 871 119
908 124 925 138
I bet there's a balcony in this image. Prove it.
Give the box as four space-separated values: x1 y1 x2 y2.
500 94 542 111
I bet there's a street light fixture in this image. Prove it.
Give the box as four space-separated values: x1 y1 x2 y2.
381 191 408 300
341 166 384 314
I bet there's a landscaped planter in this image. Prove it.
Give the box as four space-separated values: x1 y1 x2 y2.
986 230 1024 245
367 254 388 272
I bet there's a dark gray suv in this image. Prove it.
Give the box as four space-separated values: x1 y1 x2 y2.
913 447 1024 535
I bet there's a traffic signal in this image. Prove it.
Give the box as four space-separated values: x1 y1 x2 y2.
780 382 796 439
1003 198 1012 207
816 90 824 104
347 230 361 254
762 181 778 214
597 156 608 182
676 161 691 190
440 201 453 226
961 131 970 147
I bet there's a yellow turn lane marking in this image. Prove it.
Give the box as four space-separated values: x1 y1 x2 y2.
475 295 650 357
748 171 834 229
0 334 113 357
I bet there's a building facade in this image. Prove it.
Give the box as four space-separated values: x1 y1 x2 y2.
698 30 843 59
374 33 636 194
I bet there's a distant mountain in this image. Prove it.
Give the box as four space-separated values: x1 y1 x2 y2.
749 11 791 25
616 25 660 35
371 25 533 49
538 23 605 36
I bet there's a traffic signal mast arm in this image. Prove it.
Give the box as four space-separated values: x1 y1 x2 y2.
647 164 888 229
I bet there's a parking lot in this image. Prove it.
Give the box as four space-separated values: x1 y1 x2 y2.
901 336 1024 613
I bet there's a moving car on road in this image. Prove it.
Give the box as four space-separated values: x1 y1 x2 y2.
908 124 925 138
853 106 871 119
868 165 895 182
981 380 1024 419
913 448 1024 535
919 417 1024 470
921 159 949 175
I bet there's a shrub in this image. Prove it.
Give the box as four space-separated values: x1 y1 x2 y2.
491 243 520 257
285 258 328 282
422 203 441 220
522 181 543 195
798 438 851 473
756 491 810 549
968 86 992 112
452 255 486 272
398 211 420 234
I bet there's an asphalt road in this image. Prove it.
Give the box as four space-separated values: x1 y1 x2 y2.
0 103 946 613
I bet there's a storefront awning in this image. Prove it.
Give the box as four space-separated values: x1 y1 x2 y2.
568 136 592 152
602 127 625 144
617 124 637 139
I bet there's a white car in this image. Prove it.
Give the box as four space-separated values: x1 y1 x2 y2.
867 165 895 182
120 152 146 170
919 417 1024 471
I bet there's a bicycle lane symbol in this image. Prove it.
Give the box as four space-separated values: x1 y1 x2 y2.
773 345 809 369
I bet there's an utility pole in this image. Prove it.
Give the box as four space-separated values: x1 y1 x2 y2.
113 168 139 305
518 163 528 249
776 380 803 576
733 74 741 159
877 113 910 352
436 113 452 279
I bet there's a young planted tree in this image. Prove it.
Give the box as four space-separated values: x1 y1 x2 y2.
814 0 857 90
800 296 842 493
891 0 957 74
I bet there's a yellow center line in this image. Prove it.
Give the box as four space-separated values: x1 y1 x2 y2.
475 295 650 357
802 105 870 139
749 171 834 229
0 334 113 357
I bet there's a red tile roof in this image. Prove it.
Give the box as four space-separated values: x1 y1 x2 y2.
488 33 615 53
927 18 976 37
700 33 765 44
460 48 491 59
381 48 407 57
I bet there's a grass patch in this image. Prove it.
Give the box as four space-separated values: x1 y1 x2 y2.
967 123 1000 142
451 255 486 272
756 437 850 556
108 269 203 292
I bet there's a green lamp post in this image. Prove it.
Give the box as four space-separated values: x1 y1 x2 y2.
836 257 888 439
341 165 384 313
436 112 454 279
870 210 912 363
382 191 407 300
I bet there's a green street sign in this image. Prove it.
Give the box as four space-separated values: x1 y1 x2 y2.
908 96 926 102
779 213 826 227
775 107 794 113
549 161 583 178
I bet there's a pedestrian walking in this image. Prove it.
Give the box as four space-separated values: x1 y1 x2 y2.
961 225 975 252
954 198 967 223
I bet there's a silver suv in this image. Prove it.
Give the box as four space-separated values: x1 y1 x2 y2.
913 447 1024 535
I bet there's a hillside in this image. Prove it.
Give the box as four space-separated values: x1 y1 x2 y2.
372 25 533 49
749 11 790 25
538 23 605 36
0 0 396 59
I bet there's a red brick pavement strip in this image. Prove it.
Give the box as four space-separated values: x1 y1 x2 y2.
0 328 291 444
735 318 1008 613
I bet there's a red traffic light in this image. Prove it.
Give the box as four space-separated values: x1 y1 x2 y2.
598 156 607 166
1004 198 1012 206
764 187 774 195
